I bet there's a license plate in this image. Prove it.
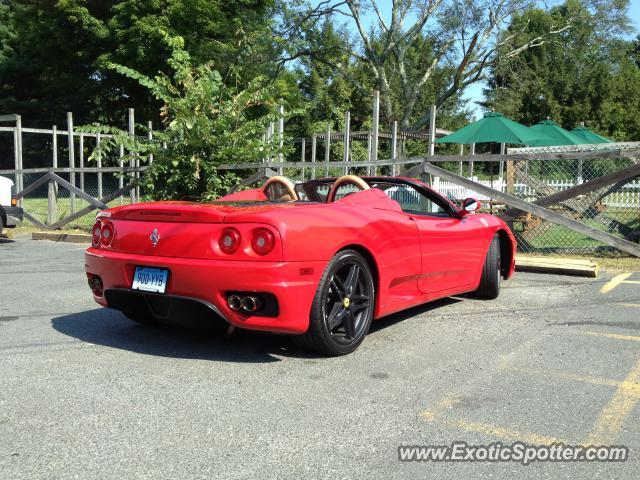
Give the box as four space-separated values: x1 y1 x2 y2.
132 266 169 293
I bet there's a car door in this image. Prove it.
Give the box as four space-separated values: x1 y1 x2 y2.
384 183 486 294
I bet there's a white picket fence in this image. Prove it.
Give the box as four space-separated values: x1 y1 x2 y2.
432 178 640 209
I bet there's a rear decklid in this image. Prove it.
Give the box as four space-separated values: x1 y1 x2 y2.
98 200 322 261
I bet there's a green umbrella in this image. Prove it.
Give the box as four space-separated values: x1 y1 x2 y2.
435 111 551 145
570 126 613 144
528 119 586 146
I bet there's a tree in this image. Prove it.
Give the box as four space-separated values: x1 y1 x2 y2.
485 0 639 141
0 0 275 127
275 0 573 129
86 34 289 201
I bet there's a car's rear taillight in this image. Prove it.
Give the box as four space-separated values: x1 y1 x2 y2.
251 228 275 256
92 220 102 247
100 222 114 246
219 227 241 254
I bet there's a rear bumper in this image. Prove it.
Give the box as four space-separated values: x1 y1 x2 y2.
3 206 23 227
105 289 230 329
85 248 326 334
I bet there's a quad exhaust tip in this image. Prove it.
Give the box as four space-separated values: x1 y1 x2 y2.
227 295 242 311
240 296 262 312
227 294 262 313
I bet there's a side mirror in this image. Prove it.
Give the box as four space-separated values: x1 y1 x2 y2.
460 197 481 216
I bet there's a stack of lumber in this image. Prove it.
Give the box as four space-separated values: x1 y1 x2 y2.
516 256 599 278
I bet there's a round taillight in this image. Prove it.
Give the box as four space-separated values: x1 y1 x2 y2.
219 227 241 254
92 220 102 247
101 222 114 246
251 228 275 256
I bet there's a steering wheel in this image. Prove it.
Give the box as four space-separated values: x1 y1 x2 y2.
262 176 299 202
326 175 370 203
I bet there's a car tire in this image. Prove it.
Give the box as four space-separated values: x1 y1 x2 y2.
0 214 4 237
474 233 501 299
294 249 375 356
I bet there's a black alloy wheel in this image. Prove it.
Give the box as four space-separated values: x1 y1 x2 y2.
295 250 375 356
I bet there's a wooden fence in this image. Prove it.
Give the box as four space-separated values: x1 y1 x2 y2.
2 103 639 257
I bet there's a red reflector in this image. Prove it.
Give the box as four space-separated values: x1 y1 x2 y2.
299 267 314 276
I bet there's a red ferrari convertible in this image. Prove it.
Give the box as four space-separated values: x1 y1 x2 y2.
85 175 516 355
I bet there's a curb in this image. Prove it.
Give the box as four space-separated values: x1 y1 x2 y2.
516 256 599 278
32 231 91 244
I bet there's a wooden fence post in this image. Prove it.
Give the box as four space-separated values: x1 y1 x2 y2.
391 120 398 176
79 133 84 192
371 90 380 175
506 158 515 195
499 142 506 182
128 108 136 203
426 105 437 186
16 115 23 204
300 138 306 181
278 105 284 174
343 111 351 175
97 132 103 199
119 144 124 205
577 159 583 184
268 122 275 163
48 175 57 225
325 122 331 176
52 125 57 169
67 112 75 214
52 125 58 196
12 119 19 200
366 131 372 175
428 105 436 156
147 121 154 165
469 143 475 178
311 133 317 179
458 144 464 175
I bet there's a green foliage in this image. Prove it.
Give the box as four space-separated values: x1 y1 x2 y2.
0 1 15 63
83 34 291 201
485 0 639 141
0 0 275 126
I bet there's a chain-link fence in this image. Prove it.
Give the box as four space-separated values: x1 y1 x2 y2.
430 150 640 257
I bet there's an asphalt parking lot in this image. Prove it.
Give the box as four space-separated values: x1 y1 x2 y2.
1 236 639 479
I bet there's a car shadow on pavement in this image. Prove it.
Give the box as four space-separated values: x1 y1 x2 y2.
368 297 461 334
52 298 463 363
51 308 295 363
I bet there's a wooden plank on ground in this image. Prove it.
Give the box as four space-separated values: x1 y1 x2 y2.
422 163 640 257
32 232 91 243
516 256 599 278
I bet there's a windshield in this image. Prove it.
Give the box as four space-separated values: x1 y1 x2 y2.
296 178 455 217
